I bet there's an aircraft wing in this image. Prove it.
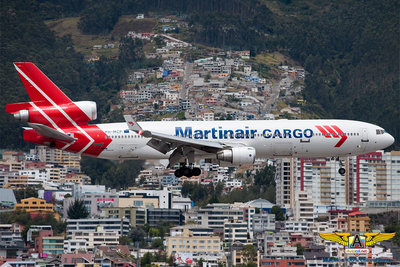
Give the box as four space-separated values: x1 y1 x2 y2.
28 123 77 142
124 115 232 154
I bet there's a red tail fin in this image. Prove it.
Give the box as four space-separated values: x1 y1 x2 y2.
8 62 95 128
13 62 72 105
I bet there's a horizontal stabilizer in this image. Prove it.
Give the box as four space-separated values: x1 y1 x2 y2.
28 123 76 142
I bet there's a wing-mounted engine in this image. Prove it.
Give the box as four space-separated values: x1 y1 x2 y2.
6 101 97 126
217 147 256 164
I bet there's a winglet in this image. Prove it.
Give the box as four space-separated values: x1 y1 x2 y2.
123 115 150 136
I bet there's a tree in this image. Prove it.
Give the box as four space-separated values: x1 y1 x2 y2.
119 235 132 245
151 238 164 249
13 188 38 202
296 243 305 255
141 252 152 266
271 206 285 221
67 199 89 219
148 228 160 237
129 227 146 243
241 244 257 264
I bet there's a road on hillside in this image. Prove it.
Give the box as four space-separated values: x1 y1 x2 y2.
180 61 193 99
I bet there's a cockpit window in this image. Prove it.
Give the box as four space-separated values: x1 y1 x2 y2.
376 129 384 135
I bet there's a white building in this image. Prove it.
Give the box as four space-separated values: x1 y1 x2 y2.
293 188 314 222
68 226 119 252
119 188 172 209
383 151 400 200
172 196 192 211
283 221 310 232
66 218 130 237
224 220 249 244
64 239 88 253
275 151 400 211
197 203 246 230
252 213 276 233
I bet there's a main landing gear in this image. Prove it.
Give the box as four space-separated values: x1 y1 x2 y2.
174 165 201 178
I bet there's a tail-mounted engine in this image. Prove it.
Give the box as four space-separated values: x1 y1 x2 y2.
7 101 97 126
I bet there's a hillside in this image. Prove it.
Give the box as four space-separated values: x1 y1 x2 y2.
0 0 399 149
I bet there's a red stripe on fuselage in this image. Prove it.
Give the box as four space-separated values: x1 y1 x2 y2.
63 125 112 157
323 125 339 138
316 125 331 138
331 125 348 147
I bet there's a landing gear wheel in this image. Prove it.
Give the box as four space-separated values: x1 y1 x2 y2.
192 167 201 176
182 167 193 177
338 168 346 176
174 168 183 178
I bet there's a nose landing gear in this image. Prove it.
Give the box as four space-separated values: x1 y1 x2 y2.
337 157 346 176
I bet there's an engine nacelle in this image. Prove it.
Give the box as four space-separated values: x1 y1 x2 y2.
12 101 97 124
74 101 97 121
217 147 256 165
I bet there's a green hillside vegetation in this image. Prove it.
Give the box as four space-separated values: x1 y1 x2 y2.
45 17 117 56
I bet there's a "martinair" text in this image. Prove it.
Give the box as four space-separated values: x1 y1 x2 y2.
175 127 313 140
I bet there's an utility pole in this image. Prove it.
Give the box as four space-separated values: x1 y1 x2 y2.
136 241 140 267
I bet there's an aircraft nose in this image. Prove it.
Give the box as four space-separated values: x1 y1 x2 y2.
384 133 395 148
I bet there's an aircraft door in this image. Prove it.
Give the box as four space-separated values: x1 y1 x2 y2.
359 128 369 152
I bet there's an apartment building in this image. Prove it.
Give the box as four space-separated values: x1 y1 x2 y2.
118 195 159 208
275 158 294 209
14 197 54 213
383 151 400 200
197 203 254 233
275 151 400 210
64 239 88 253
35 235 64 255
224 220 249 244
146 208 183 227
66 218 130 237
347 210 370 233
260 256 305 267
32 146 81 171
165 229 221 257
119 188 172 209
69 226 120 252
283 221 310 232
252 213 276 234
104 206 146 228
293 189 314 222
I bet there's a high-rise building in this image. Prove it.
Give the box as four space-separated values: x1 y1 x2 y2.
275 158 294 209
275 151 400 209
382 151 400 200
32 146 81 171
293 188 314 222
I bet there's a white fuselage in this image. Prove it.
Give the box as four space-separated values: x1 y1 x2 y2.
95 119 394 162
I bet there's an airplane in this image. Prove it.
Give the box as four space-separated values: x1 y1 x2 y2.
6 62 395 177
